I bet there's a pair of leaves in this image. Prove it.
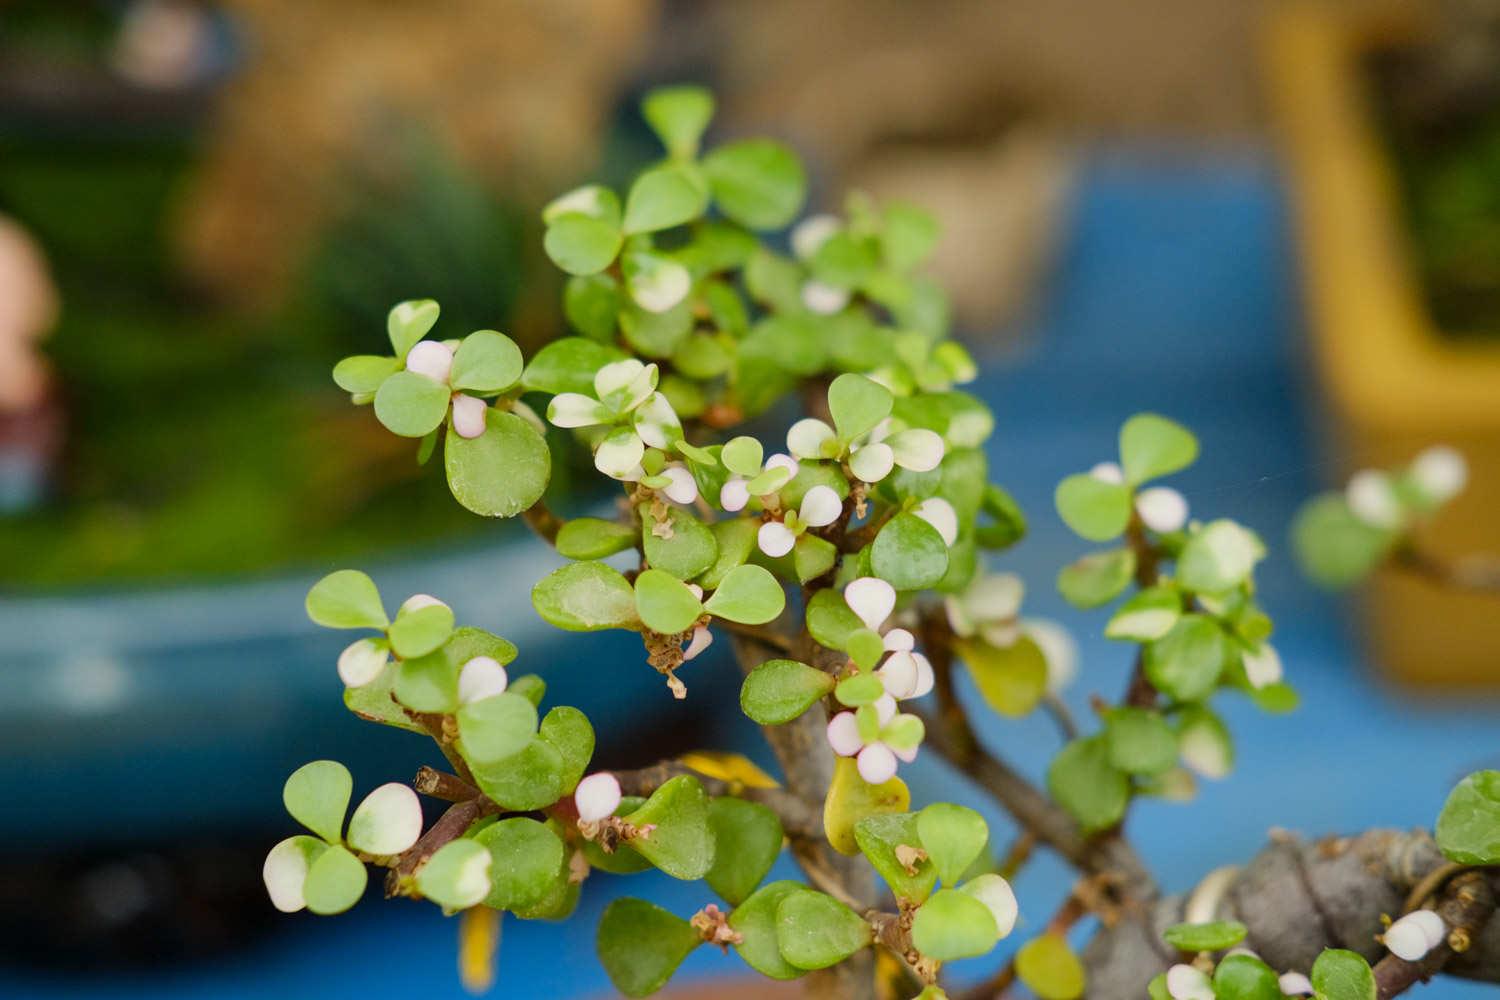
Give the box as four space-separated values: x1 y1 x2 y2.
634 564 785 635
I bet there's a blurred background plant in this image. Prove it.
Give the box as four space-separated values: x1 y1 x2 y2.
2 0 1500 998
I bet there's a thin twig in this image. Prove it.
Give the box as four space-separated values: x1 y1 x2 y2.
521 499 563 546
1375 869 1496 998
413 765 480 803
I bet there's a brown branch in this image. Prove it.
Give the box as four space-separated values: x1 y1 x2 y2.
842 505 897 553
730 632 880 1000
1375 869 1496 998
384 798 485 896
615 759 823 840
521 499 563 546
917 609 1157 901
1394 546 1500 594
413 765 480 803
1080 829 1500 1000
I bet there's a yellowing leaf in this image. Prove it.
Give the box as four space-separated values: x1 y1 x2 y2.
458 905 500 995
679 750 781 790
957 637 1047 718
823 756 910 855
1016 932 1086 1000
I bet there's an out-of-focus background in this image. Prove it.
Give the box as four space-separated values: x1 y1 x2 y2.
2 0 1499 996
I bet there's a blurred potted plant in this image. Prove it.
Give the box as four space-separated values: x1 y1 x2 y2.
1266 1 1500 685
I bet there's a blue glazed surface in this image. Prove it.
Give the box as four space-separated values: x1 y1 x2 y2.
5 147 1498 997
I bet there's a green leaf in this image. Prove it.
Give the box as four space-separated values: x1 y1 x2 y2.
705 564 785 624
642 85 715 159
620 298 693 358
444 409 551 518
542 184 621 226
374 370 451 438
387 299 440 359
741 659 835 725
811 231 878 288
806 587 863 652
1250 681 1300 714
416 839 492 910
1310 949 1376 1000
916 803 989 886
306 569 387 629
1149 974 1172 1000
642 505 719 580
880 201 940 272
700 518 758 590
1103 708 1178 776
456 692 539 765
283 760 352 843
977 483 1027 549
1054 473 1133 541
828 373 893 442
1177 705 1234 779
623 164 708 234
387 603 455 659
1119 413 1198 485
846 629 885 671
1015 933 1087 1000
564 273 620 341
509 673 546 707
854 813 938 904
469 738 566 811
1057 548 1136 609
1292 493 1396 589
343 661 426 733
775 889 872 970
911 888 999 961
957 637 1047 718
522 336 627 395
597 898 701 998
1178 520 1265 594
1047 737 1128 833
721 436 764 477
474 817 565 912
544 214 624 276
703 139 807 230
623 250 692 313
538 706 595 793
835 673 885 707
333 355 400 394
1145 614 1230 702
302 845 367 915
1436 770 1500 864
634 568 705 634
1163 919 1248 952
1104 585 1182 641
871 513 949 591
450 330 523 393
729 881 806 980
622 775 715 880
532 561 638 632
395 627 515 714
556 517 637 560
794 533 839 583
1213 954 1282 1000
705 798 783 905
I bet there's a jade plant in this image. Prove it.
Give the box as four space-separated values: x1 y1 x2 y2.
264 86 1500 999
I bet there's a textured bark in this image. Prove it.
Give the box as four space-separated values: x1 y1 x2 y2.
1081 829 1500 1000
732 634 879 1000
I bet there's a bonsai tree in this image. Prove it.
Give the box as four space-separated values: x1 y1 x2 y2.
262 86 1500 999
